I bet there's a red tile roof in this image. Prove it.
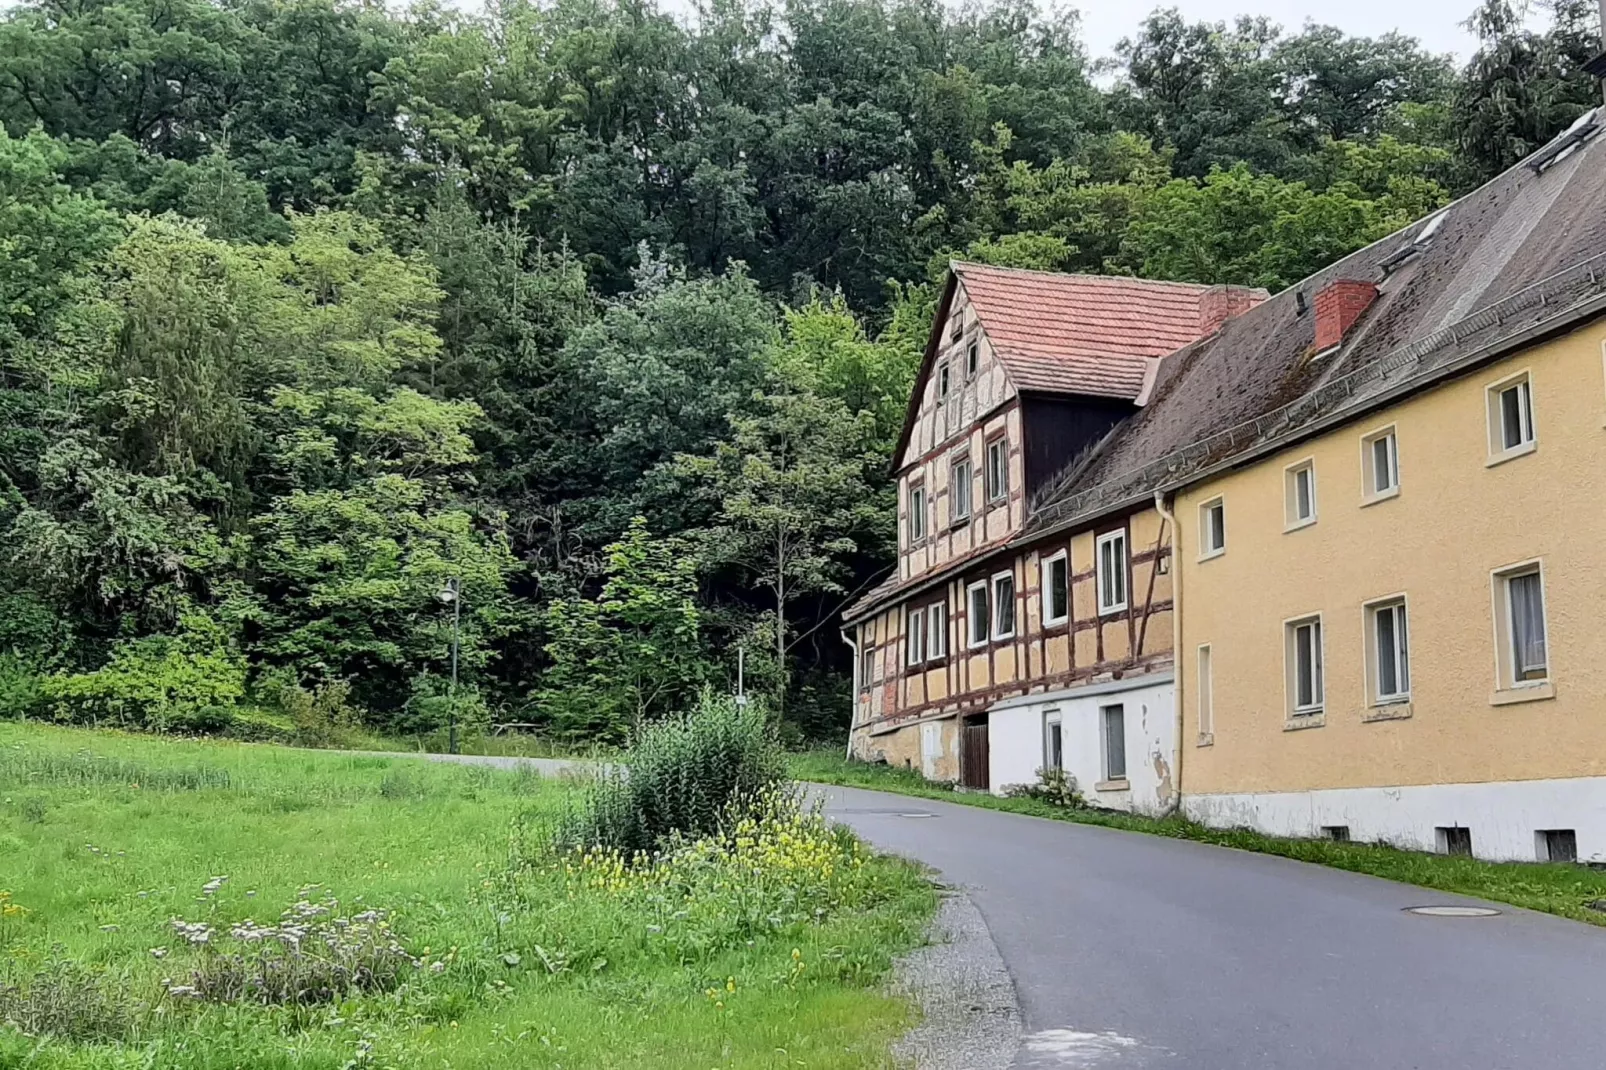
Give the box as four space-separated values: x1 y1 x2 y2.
953 263 1259 398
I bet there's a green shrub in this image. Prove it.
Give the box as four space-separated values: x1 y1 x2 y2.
0 654 44 720
224 707 298 744
552 692 785 855
0 954 137 1042
257 676 363 747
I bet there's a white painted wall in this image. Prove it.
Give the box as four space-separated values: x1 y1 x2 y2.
1185 775 1606 862
988 678 1177 814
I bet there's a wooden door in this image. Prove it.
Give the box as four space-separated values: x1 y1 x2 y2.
960 715 990 791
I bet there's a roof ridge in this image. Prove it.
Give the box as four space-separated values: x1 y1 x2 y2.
950 261 1221 292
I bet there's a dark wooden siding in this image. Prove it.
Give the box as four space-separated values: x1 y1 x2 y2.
1019 394 1134 499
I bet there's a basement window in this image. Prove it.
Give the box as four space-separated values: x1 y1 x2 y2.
1437 826 1473 857
1322 825 1351 843
1537 829 1578 863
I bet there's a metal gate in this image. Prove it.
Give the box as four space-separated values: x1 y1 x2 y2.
960 715 989 791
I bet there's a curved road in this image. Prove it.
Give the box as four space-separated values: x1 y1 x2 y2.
820 784 1606 1070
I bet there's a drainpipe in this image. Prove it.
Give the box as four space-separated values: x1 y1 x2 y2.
1153 489 1185 817
841 626 860 762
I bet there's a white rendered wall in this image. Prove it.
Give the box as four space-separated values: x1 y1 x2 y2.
1185 776 1606 862
988 678 1176 814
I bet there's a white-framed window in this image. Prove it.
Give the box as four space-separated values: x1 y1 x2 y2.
1199 497 1226 558
859 644 875 689
951 456 973 522
992 571 1016 639
1365 597 1410 704
1361 426 1399 501
967 580 990 648
1197 644 1214 740
926 602 947 660
936 361 951 404
905 605 925 667
1486 371 1535 461
1101 704 1127 781
985 437 1009 502
1284 460 1317 529
1492 562 1548 689
1041 550 1069 626
1285 614 1325 715
1095 529 1128 614
908 483 926 543
1043 712 1063 772
966 340 979 378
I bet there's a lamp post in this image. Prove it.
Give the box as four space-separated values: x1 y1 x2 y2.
438 577 462 755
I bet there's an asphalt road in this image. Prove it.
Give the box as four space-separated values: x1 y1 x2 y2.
819 784 1606 1070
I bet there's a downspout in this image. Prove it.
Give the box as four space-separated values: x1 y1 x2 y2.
1153 489 1185 817
841 626 860 761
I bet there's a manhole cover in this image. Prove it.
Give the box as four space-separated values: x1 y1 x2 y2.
1405 905 1502 917
899 812 936 819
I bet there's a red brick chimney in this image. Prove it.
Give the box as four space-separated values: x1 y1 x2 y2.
1313 279 1378 352
1198 284 1267 335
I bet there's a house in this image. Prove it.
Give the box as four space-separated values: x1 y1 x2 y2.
941 105 1605 861
842 263 1265 812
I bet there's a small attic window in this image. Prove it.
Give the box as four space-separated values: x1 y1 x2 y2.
949 313 964 341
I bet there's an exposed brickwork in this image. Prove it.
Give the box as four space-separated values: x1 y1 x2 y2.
1198 284 1267 335
1313 279 1378 352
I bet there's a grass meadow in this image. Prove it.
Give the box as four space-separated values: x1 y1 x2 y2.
0 724 934 1069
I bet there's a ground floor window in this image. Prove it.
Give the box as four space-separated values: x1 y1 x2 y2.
1042 713 1063 773
1101 704 1126 781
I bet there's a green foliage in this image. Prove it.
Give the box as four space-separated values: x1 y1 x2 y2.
0 655 44 720
553 692 787 854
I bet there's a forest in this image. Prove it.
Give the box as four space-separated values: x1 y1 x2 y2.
0 0 1600 745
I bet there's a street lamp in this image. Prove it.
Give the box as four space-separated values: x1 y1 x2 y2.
438 577 462 755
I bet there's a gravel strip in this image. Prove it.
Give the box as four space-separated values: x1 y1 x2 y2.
892 885 1022 1070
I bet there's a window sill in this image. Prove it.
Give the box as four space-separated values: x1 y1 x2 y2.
1197 548 1225 563
1485 441 1537 468
1284 711 1326 731
1360 487 1400 508
1095 778 1130 793
1362 700 1413 722
1489 681 1555 707
1196 732 1215 747
1283 516 1317 533
1098 604 1129 617
1042 615 1069 629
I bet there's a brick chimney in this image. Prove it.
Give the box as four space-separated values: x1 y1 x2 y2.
1313 279 1378 352
1198 284 1267 335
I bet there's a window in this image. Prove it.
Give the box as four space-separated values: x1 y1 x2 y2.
1486 372 1535 459
1437 826 1473 857
967 581 990 647
908 483 926 543
1101 704 1126 781
1366 598 1410 704
1284 460 1317 528
1196 644 1214 740
985 437 1009 502
1199 498 1226 558
1285 615 1324 714
1043 713 1063 772
992 571 1016 639
966 340 979 378
937 361 950 404
926 603 947 660
951 456 973 522
1041 551 1069 626
1494 564 1548 688
1095 530 1128 614
1362 427 1399 500
859 645 874 689
1537 829 1577 863
1322 826 1351 843
905 605 925 667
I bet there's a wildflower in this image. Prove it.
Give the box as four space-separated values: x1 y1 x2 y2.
149 947 168 959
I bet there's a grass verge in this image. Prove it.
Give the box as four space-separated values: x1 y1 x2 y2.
0 723 934 1068
791 749 1606 926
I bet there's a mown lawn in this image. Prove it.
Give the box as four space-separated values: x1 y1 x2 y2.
0 724 934 1069
792 750 1606 926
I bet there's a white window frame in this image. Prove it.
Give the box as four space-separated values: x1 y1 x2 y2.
1283 459 1317 530
1364 595 1411 705
1095 529 1128 615
985 436 1009 503
950 455 973 523
926 602 947 660
1490 559 1550 694
1360 425 1400 503
936 361 951 404
1196 643 1214 743
991 570 1016 640
1284 613 1325 716
1198 497 1226 559
1042 711 1063 773
1485 370 1536 464
1101 703 1127 782
966 580 990 648
905 605 925 667
908 482 926 543
1040 549 1069 626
